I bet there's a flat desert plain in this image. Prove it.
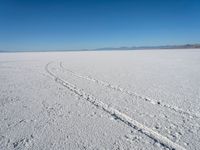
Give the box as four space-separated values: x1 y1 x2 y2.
0 49 200 150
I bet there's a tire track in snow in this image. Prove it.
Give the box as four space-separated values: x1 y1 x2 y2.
60 62 200 119
46 62 186 150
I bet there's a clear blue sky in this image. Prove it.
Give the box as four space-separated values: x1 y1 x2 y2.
0 0 200 51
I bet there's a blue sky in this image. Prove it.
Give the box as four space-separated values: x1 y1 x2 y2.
0 0 200 51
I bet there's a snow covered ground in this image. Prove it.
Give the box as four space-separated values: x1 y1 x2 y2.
0 49 200 150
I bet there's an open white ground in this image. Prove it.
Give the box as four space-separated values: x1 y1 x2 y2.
0 49 200 149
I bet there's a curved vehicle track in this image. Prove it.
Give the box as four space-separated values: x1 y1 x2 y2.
45 61 186 150
60 61 200 119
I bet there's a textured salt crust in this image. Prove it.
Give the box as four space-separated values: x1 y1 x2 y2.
46 62 186 150
1 50 200 149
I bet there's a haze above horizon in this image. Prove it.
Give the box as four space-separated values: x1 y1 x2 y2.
0 0 200 51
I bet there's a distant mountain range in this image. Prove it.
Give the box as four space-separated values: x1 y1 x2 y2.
94 44 200 50
0 44 200 52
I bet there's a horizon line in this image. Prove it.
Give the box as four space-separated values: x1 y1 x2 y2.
0 43 200 53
